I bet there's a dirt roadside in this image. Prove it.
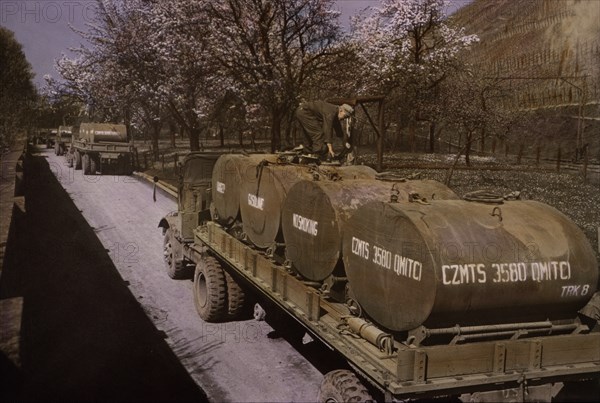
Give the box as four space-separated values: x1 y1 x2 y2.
0 151 207 401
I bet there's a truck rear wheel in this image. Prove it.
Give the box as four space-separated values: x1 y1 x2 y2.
90 155 98 175
82 154 91 175
193 256 227 322
318 370 373 403
163 229 187 279
224 271 246 319
74 150 82 170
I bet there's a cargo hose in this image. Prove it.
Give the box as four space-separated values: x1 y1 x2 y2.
463 190 504 204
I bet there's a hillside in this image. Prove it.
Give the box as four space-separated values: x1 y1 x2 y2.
451 0 600 161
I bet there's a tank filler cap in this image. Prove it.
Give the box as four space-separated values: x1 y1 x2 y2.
408 192 430 205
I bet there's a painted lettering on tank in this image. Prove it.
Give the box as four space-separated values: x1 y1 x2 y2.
393 254 422 281
561 284 590 297
442 264 486 285
441 260 573 286
292 213 318 236
372 245 392 270
351 238 422 281
351 237 369 260
94 130 119 135
247 193 264 210
530 261 571 282
216 181 226 194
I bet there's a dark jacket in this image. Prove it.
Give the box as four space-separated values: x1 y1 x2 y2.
297 101 344 144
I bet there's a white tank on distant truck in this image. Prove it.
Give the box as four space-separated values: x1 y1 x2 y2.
67 123 134 175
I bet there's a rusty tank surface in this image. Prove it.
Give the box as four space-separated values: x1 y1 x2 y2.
78 123 128 143
282 179 458 281
342 199 599 332
211 154 279 226
240 163 376 249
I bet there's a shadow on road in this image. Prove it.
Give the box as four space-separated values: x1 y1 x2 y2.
0 152 207 401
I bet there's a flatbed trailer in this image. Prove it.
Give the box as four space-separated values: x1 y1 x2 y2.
185 221 600 401
68 124 134 175
160 152 600 402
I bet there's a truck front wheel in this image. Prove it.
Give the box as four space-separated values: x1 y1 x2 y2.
163 229 187 279
318 370 373 403
193 256 227 322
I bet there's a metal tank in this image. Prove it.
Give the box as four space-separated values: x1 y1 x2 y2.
342 199 599 332
79 123 128 143
240 164 376 249
282 179 458 281
57 125 73 139
211 154 279 225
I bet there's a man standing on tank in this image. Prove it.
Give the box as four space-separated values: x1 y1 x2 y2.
294 101 354 159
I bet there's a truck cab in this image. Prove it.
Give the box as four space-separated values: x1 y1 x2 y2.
158 152 221 278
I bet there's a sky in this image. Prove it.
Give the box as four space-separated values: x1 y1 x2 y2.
1 0 472 89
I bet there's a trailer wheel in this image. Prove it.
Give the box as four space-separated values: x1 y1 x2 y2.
163 229 187 279
74 150 82 170
82 154 91 175
90 155 98 175
193 256 227 322
225 271 246 319
318 370 373 403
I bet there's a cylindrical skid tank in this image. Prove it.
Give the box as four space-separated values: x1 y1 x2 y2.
342 200 599 332
79 123 128 142
282 179 458 281
211 154 279 225
240 164 376 249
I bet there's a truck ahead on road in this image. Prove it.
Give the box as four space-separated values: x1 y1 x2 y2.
67 123 134 175
159 152 600 402
54 126 73 156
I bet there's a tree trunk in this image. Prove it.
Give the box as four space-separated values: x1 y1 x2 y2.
409 119 416 153
219 124 224 147
270 109 282 153
480 127 486 153
169 121 177 148
189 127 201 151
465 132 473 167
152 121 161 162
429 121 436 153
394 123 402 151
284 119 292 150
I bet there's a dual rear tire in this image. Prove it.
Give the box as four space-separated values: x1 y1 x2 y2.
82 153 99 175
193 255 247 322
189 252 372 402
73 150 82 170
318 370 373 403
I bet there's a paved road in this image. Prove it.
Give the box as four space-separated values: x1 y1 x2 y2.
45 147 324 402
